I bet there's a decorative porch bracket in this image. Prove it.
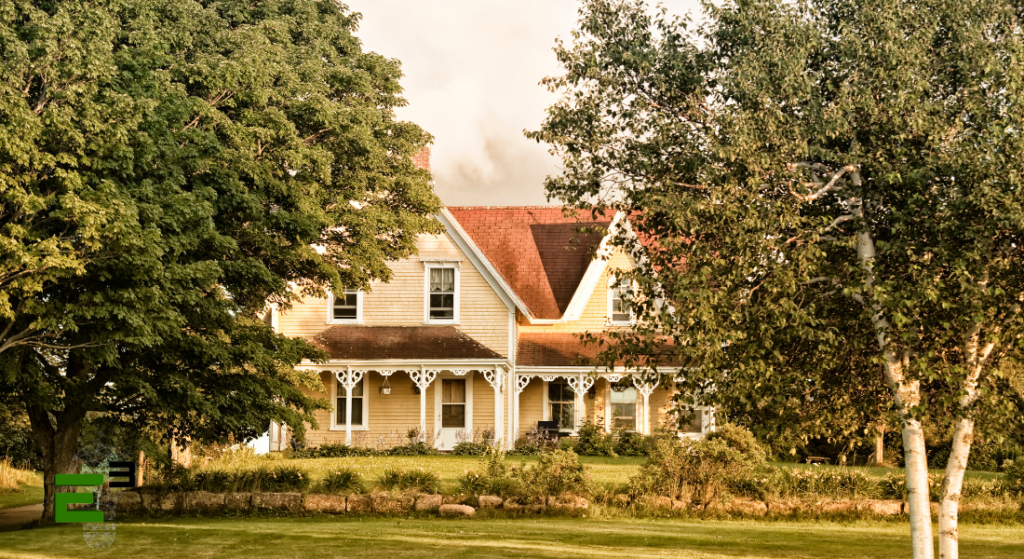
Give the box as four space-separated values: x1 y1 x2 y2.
632 375 661 435
482 367 506 448
409 369 440 442
567 375 595 432
335 368 366 446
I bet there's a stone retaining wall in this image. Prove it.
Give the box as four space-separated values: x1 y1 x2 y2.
115 491 1019 518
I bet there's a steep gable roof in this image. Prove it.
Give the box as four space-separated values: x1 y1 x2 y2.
446 206 616 319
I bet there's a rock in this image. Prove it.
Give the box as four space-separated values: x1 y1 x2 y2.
441 495 460 505
550 495 588 510
438 504 475 517
502 501 523 512
477 496 503 509
253 492 302 511
525 504 546 514
225 493 252 512
161 493 183 512
612 494 631 507
347 494 371 513
671 499 687 511
186 492 225 513
140 493 160 512
304 494 348 514
868 500 903 516
372 494 414 514
414 494 443 512
116 491 142 512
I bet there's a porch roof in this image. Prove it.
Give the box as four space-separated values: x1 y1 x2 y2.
517 332 683 368
308 326 505 361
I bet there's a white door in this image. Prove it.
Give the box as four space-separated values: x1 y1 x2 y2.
435 374 473 450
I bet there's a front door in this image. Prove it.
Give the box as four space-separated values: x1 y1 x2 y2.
435 374 472 450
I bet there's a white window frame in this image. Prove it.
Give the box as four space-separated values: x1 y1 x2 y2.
607 275 635 325
327 289 363 325
606 381 639 431
677 405 712 439
543 379 576 433
423 262 460 324
329 375 370 431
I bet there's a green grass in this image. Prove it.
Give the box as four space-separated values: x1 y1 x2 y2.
0 472 43 511
770 461 1004 481
1 516 1021 558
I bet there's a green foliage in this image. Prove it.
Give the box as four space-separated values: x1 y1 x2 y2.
630 425 766 508
166 463 310 493
574 422 617 457
451 442 492 456
530 0 1024 500
518 450 593 499
378 468 442 494
320 469 364 495
613 431 648 457
386 442 441 457
1001 460 1024 495
457 449 525 498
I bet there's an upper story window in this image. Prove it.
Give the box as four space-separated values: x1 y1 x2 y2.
329 289 362 324
424 264 459 323
609 276 633 324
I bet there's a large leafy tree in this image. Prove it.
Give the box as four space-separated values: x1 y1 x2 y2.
531 1 1024 557
0 0 441 522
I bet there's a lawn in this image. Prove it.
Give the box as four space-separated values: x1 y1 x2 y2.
0 472 43 511
1 516 1021 558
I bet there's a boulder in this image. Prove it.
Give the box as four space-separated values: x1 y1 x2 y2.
477 496 503 509
161 493 183 512
186 492 226 513
550 495 588 510
525 504 546 514
438 504 475 517
225 493 252 512
502 501 523 512
253 492 302 511
372 494 414 514
116 491 142 512
671 499 687 511
414 494 443 512
304 494 348 514
347 494 372 513
868 500 903 516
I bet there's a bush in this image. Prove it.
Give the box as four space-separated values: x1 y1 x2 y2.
574 422 616 457
378 468 442 494
0 457 35 492
321 468 364 494
630 424 765 509
518 449 592 500
451 442 491 456
1004 459 1024 495
614 431 648 457
387 442 441 456
163 463 310 493
559 437 576 452
457 449 525 498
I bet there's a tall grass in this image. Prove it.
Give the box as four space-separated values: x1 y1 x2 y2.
0 457 35 492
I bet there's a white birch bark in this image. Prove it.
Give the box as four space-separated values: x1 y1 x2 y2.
849 168 934 559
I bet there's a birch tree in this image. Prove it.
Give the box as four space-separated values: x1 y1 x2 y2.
530 1 1024 557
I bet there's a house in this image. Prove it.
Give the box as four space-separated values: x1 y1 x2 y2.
268 191 713 452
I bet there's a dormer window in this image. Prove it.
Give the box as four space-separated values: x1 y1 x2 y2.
609 276 633 324
424 263 459 323
328 289 362 324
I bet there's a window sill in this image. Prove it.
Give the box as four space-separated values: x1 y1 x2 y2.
328 426 370 432
423 319 459 325
327 319 364 326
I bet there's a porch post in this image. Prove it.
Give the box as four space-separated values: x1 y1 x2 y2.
567 375 595 434
410 368 438 442
483 367 505 449
632 375 660 436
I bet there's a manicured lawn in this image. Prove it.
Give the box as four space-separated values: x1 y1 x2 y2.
770 461 1003 481
1 516 1021 558
0 472 43 511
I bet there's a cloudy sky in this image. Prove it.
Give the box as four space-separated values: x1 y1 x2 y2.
354 0 704 207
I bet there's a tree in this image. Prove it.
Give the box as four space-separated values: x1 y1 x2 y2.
0 0 441 522
530 1 1024 557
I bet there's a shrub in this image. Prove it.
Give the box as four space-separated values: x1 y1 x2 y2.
574 422 616 457
378 468 442 494
451 442 491 456
321 469 364 494
457 448 525 498
559 437 576 452
507 439 544 456
630 424 765 509
1005 459 1024 495
614 431 648 457
387 442 440 456
518 449 592 500
165 464 310 493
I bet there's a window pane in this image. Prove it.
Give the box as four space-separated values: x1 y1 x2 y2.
333 290 358 320
442 380 465 403
679 409 703 433
612 403 636 430
551 403 575 429
442 404 465 428
336 398 346 425
549 381 573 402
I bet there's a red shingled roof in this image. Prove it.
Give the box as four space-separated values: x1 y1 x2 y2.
309 326 503 360
518 332 683 368
446 206 615 319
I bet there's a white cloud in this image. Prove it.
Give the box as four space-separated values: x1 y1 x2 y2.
353 0 703 206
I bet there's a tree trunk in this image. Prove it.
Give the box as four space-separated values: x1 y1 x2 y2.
27 405 85 525
901 416 934 559
939 418 973 559
876 423 885 464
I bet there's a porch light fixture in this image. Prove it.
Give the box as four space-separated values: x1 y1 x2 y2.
380 376 391 395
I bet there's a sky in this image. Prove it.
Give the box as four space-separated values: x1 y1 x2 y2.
353 0 705 207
